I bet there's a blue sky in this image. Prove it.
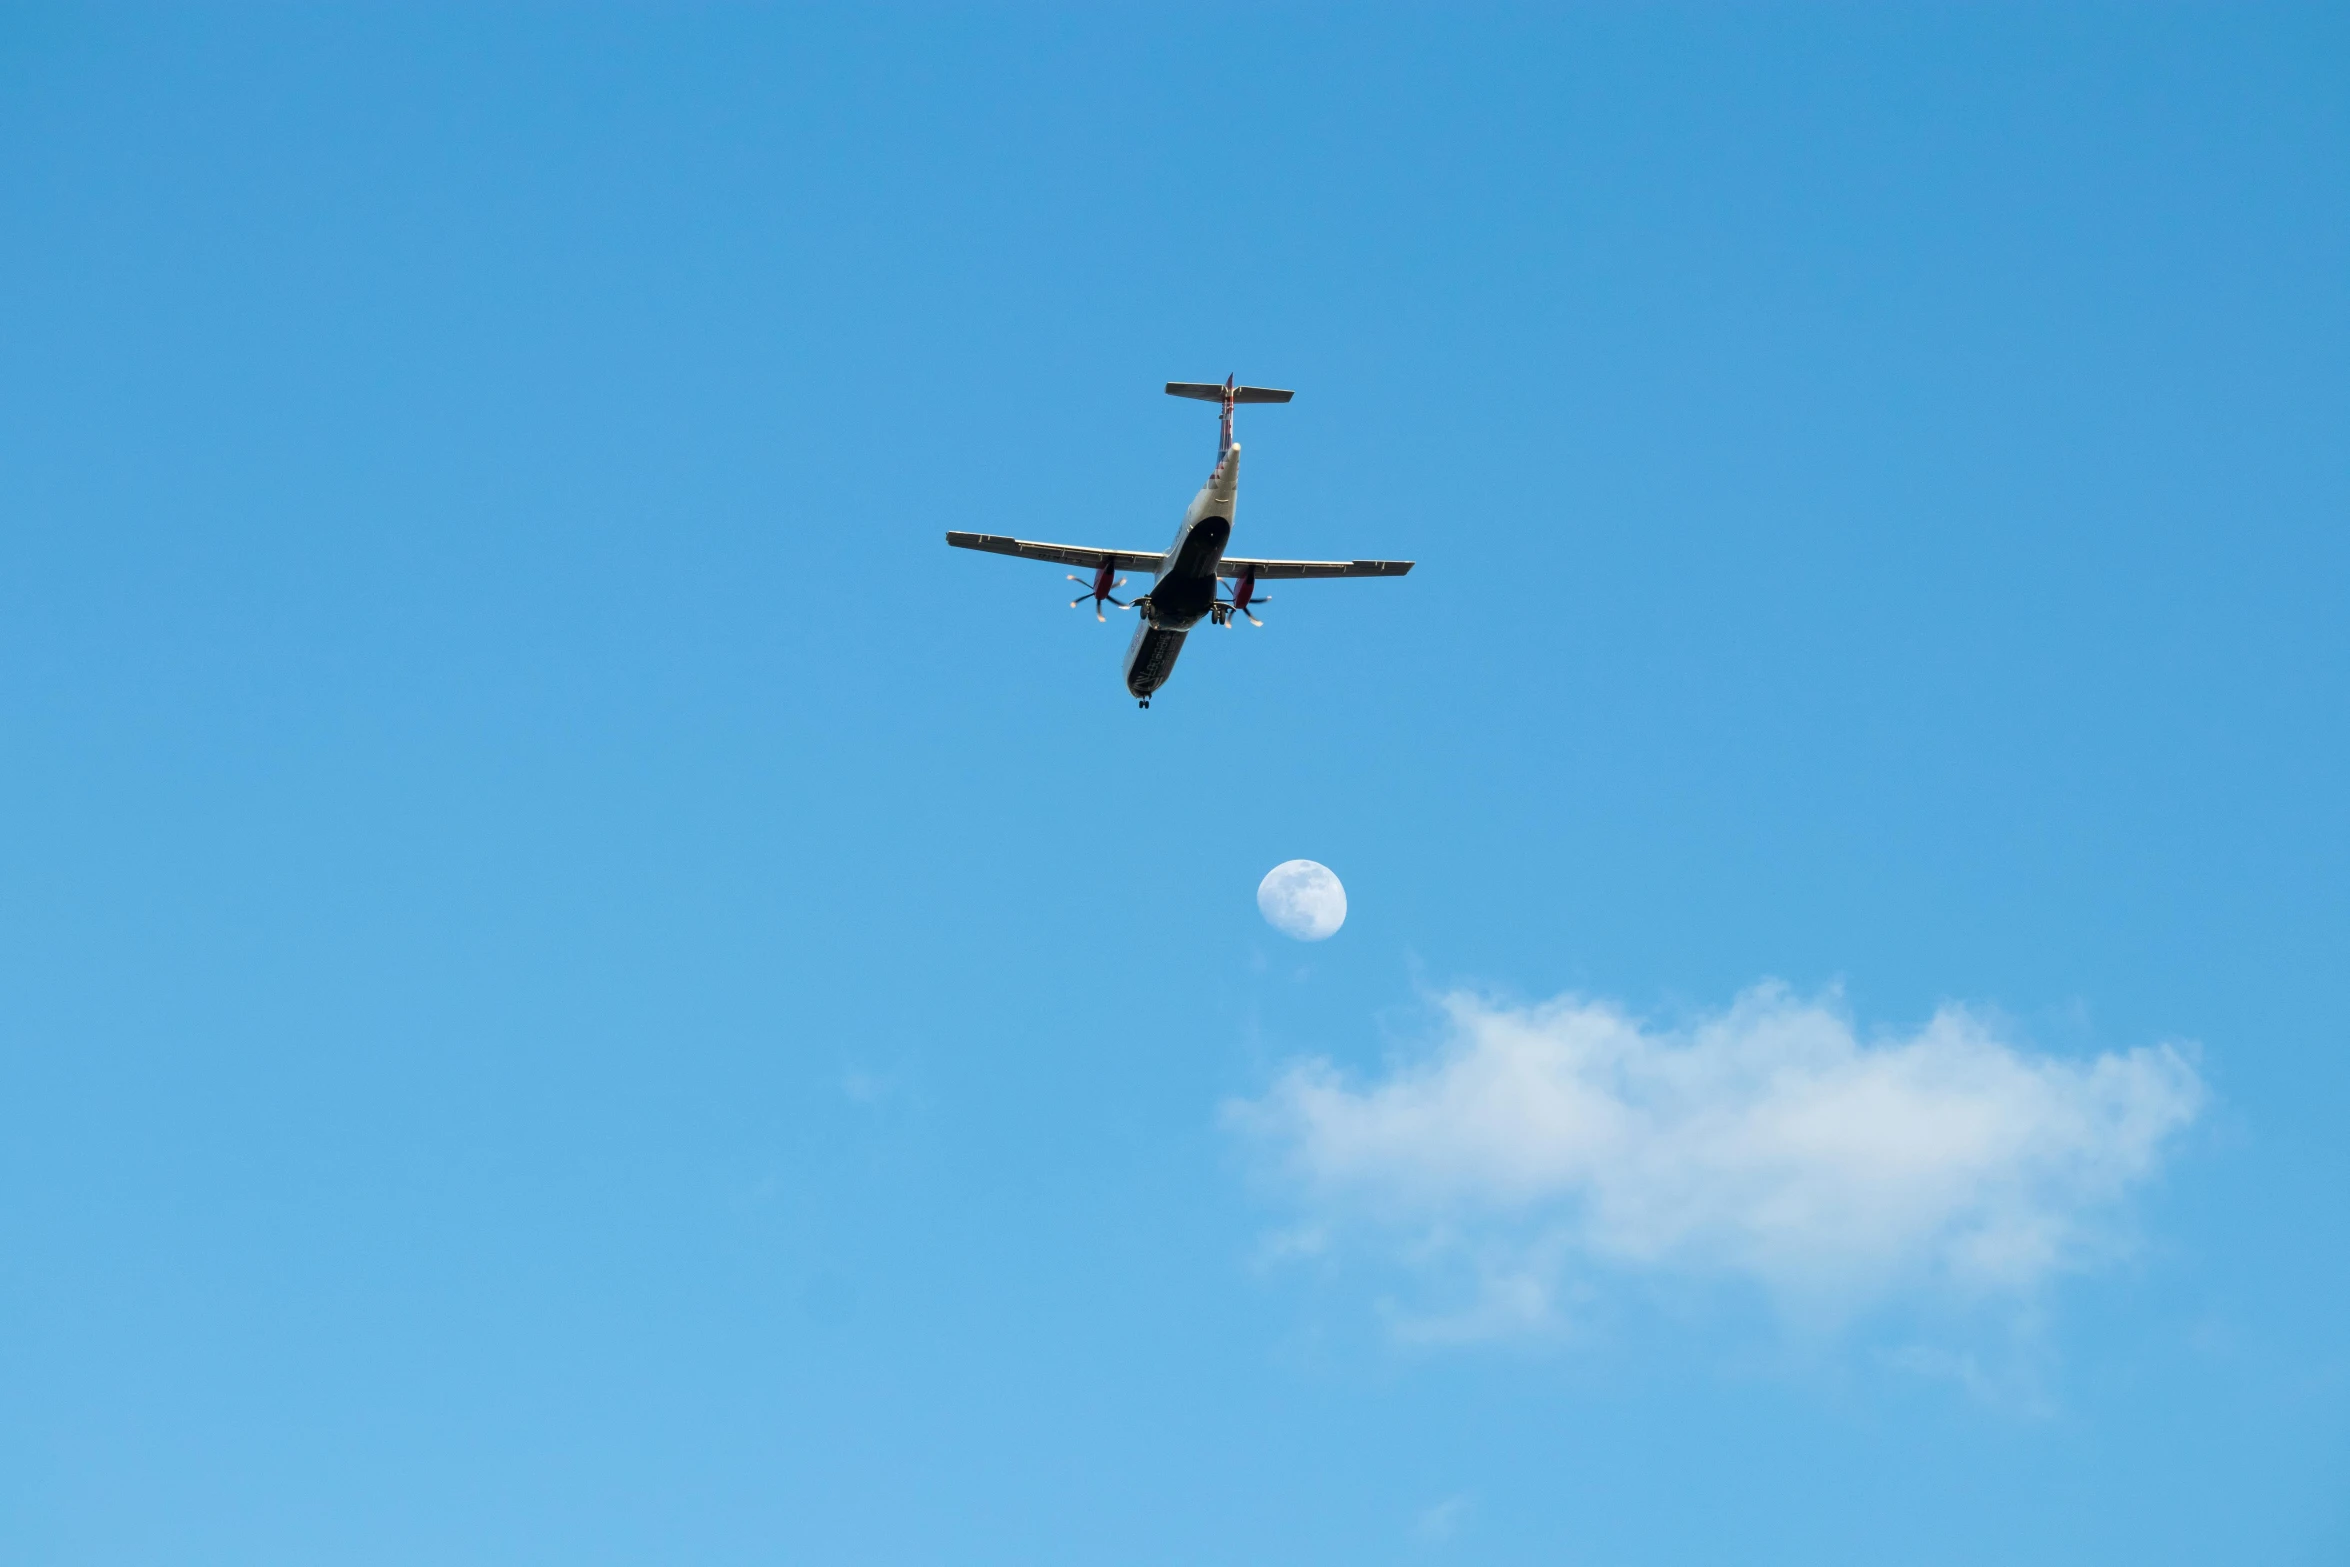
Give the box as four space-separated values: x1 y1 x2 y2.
2 5 2344 1563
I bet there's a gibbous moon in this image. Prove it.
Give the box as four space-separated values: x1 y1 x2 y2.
1258 860 1347 941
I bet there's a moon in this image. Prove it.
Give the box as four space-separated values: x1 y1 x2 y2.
1257 860 1347 941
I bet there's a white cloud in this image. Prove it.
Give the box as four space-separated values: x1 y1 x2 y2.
1414 1494 1473 1544
1226 984 2203 1335
840 1066 894 1105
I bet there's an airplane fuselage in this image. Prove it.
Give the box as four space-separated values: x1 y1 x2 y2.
1123 442 1240 700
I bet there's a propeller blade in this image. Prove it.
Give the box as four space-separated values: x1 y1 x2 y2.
1244 611 1263 626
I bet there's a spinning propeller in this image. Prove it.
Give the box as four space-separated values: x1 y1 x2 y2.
1067 563 1132 621
1213 570 1269 627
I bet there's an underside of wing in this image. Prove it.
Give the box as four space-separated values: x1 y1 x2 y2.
1216 556 1415 579
945 532 1164 574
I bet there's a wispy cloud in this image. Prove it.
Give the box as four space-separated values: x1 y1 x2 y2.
1226 984 2203 1337
840 1066 897 1106
1414 1493 1473 1545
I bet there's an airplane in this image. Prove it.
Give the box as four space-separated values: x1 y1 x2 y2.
946 378 1414 707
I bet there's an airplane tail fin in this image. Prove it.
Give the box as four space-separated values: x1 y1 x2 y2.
1166 376 1293 452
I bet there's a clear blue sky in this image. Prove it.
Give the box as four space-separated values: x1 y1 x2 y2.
3 7 2344 1563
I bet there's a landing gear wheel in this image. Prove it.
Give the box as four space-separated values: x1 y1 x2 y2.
1138 698 1150 709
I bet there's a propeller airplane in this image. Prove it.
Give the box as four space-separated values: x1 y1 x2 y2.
947 378 1413 707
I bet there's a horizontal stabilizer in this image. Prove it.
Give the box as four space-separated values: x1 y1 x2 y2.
1166 382 1294 404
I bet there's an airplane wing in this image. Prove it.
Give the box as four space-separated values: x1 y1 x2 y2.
1216 556 1415 579
945 532 1165 574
